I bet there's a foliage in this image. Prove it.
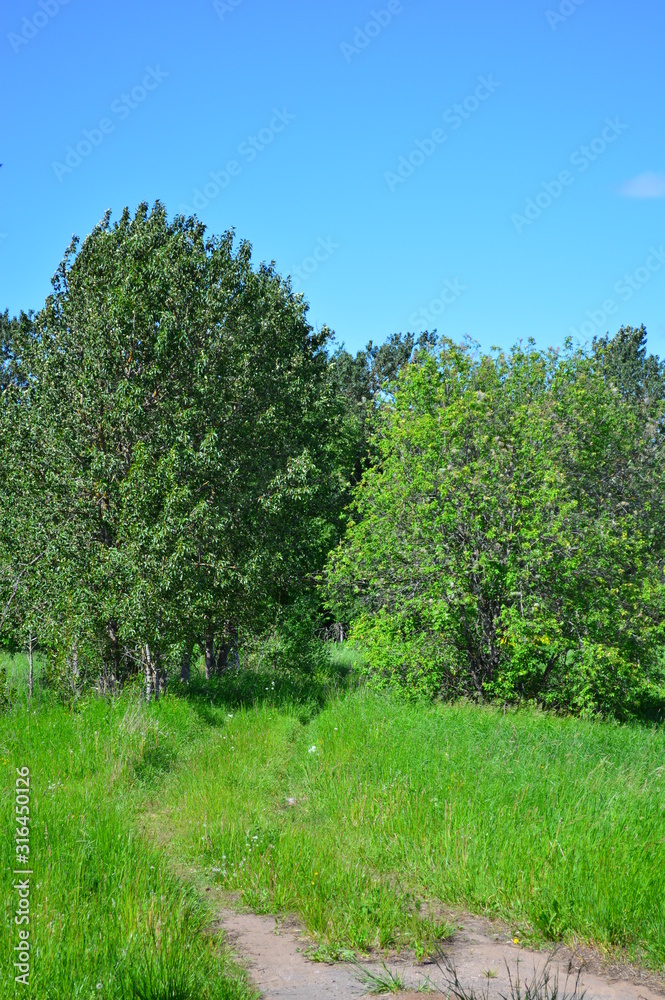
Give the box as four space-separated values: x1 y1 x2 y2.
327 335 665 717
3 202 665 721
242 595 334 679
593 323 665 403
329 330 437 484
1 204 350 692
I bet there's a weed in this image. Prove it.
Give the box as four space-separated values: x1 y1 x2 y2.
351 960 408 994
427 950 588 1000
502 955 587 1000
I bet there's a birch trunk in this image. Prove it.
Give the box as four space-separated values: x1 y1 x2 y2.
107 618 121 685
155 650 166 698
204 633 215 680
144 644 155 702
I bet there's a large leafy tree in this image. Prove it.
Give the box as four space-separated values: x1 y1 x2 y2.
327 336 665 717
2 203 349 694
0 310 62 654
593 324 665 403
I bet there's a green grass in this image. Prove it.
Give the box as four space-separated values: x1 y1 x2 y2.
0 658 256 1000
0 650 46 710
351 959 409 994
2 646 665 998
152 665 665 970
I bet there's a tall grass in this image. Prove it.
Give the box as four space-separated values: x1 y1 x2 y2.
0 662 255 1000
0 650 46 711
3 646 665 995
152 671 665 970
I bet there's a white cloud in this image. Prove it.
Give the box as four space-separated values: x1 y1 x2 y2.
618 172 665 198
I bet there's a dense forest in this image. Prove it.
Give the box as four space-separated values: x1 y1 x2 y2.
2 202 664 719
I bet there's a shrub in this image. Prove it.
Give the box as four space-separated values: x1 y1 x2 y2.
327 337 665 718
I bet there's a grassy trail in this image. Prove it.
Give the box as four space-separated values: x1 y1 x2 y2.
0 658 256 1000
2 652 665 997
153 681 665 970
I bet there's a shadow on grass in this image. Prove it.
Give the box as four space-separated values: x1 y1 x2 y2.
172 644 357 729
133 743 179 784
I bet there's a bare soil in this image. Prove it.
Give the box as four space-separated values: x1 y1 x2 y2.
216 906 665 1000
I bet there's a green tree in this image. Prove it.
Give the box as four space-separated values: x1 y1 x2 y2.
593 324 665 403
2 203 349 696
327 336 665 717
329 330 437 486
1 309 67 663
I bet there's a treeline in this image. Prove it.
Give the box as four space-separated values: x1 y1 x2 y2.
0 204 427 701
1 203 664 718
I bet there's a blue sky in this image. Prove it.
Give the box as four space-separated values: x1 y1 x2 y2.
1 0 664 358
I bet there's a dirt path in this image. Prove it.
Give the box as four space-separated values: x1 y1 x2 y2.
218 908 665 1000
220 911 364 998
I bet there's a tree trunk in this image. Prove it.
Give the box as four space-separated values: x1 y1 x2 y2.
217 625 239 672
155 650 166 698
216 640 231 673
107 618 121 685
204 633 215 680
180 645 191 683
144 644 155 702
28 635 33 700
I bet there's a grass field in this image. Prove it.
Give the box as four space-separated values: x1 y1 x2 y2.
2 648 665 998
0 652 256 1000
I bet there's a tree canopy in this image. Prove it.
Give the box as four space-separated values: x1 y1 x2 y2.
0 203 351 693
326 336 665 718
2 203 664 720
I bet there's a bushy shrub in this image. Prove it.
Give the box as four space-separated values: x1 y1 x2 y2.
328 337 665 718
